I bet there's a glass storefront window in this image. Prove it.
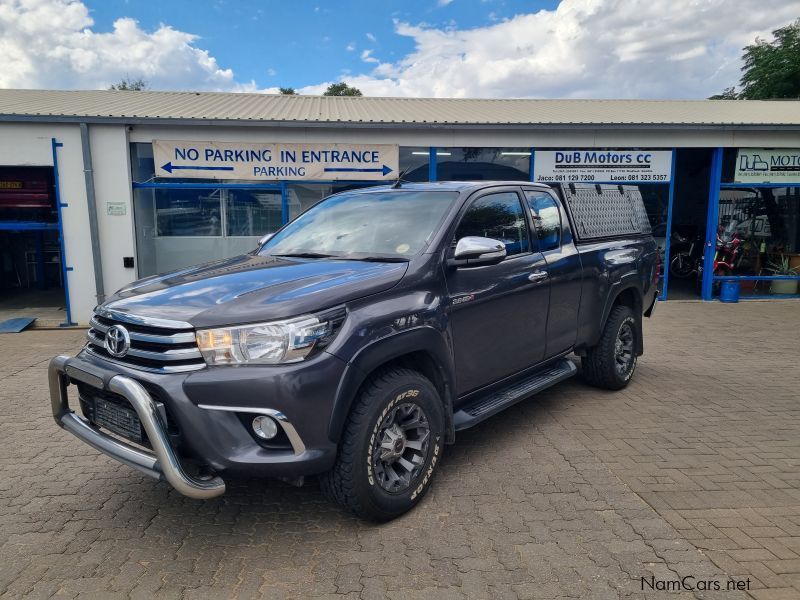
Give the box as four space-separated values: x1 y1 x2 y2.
716 187 800 292
225 189 282 237
436 148 530 181
287 182 376 220
711 143 800 296
131 142 155 182
399 147 430 181
134 187 282 276
155 188 222 237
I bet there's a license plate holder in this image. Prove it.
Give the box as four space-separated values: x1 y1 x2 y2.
92 396 144 443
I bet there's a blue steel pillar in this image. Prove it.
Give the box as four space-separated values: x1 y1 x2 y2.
701 147 724 301
529 149 535 182
51 138 76 326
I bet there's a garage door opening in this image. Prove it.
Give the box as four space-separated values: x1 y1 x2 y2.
0 166 67 327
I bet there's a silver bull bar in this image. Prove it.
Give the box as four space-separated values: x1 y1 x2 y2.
49 355 225 499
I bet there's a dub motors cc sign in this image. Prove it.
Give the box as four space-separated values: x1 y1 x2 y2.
152 140 399 181
533 150 673 183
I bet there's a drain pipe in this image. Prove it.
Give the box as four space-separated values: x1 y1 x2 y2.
79 122 105 304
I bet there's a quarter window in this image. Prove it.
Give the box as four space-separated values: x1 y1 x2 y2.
455 192 530 256
525 191 561 251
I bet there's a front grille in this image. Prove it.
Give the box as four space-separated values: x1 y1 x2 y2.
86 311 205 373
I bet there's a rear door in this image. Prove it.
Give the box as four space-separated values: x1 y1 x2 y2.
523 188 583 356
446 188 550 397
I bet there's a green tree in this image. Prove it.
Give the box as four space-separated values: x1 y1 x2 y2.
710 19 800 99
109 77 148 91
708 87 738 100
740 20 800 99
279 87 296 95
323 82 363 96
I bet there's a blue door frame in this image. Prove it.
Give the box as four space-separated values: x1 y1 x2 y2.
700 147 724 301
51 138 77 326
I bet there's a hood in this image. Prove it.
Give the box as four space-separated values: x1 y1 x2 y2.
102 253 408 328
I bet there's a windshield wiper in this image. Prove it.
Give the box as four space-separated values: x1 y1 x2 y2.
340 256 410 263
272 252 335 259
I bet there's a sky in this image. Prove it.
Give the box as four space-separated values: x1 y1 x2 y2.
0 0 798 99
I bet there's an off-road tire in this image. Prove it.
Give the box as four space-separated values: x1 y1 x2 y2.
320 368 445 521
581 305 638 390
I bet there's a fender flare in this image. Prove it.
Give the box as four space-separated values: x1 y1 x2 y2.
598 279 644 355
327 327 456 444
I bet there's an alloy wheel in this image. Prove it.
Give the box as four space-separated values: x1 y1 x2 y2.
372 402 431 493
614 322 635 376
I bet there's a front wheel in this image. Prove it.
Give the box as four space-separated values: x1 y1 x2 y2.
581 305 639 390
320 368 444 521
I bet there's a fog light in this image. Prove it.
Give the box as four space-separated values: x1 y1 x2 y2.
252 415 278 440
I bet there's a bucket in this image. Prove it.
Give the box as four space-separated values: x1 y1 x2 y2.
719 280 740 303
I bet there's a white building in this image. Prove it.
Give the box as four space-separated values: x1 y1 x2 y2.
1 89 799 325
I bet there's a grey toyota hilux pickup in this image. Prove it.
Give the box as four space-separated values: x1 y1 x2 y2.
49 181 658 521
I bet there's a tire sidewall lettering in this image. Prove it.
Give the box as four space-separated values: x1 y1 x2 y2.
410 437 441 500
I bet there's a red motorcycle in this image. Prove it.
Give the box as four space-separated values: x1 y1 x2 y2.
697 220 742 294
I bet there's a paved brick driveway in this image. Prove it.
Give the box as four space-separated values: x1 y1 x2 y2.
0 301 798 599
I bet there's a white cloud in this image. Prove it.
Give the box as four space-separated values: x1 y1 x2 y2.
0 0 257 91
346 41 356 51
305 0 798 99
366 32 377 42
438 0 454 6
360 49 379 63
1 0 797 99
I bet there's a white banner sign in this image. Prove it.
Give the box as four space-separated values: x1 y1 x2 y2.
734 148 800 183
153 140 399 181
533 150 672 183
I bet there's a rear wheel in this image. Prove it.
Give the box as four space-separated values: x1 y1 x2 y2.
582 305 639 390
669 249 694 279
321 368 444 521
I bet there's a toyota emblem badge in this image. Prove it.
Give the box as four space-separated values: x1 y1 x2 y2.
104 324 131 358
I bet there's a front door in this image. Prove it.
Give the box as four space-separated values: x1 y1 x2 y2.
523 188 582 356
446 189 550 397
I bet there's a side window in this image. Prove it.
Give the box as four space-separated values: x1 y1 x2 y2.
455 192 530 257
525 191 561 251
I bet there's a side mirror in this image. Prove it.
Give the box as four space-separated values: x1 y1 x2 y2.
257 233 274 247
450 236 507 267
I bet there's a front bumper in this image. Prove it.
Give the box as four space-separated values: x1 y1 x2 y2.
49 354 226 499
50 347 346 498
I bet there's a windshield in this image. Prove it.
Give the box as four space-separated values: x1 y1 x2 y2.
260 190 459 259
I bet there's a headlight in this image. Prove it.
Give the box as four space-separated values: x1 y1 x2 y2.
195 308 345 366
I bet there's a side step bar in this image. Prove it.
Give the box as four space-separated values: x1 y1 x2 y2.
453 358 577 430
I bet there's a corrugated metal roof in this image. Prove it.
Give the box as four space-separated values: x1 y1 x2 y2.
0 89 798 127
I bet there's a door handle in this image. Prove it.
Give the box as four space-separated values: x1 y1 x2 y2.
528 270 549 283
